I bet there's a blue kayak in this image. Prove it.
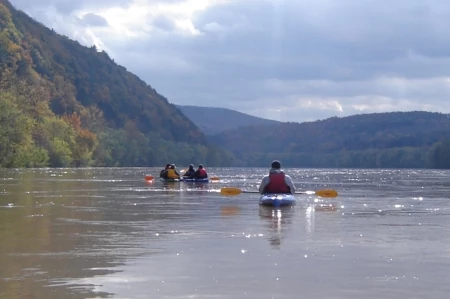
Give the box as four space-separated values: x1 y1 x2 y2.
159 177 209 183
181 177 209 183
259 194 296 207
159 178 180 182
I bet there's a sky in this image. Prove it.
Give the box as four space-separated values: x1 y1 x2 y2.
8 0 450 123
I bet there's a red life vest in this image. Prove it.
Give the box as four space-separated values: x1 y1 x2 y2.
264 172 290 193
196 168 207 178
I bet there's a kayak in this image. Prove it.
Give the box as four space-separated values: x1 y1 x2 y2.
259 193 296 207
181 178 209 183
159 178 180 182
159 177 209 183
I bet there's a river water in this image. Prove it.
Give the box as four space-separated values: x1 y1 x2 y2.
0 167 449 298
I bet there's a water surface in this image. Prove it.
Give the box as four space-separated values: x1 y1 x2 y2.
1 167 450 298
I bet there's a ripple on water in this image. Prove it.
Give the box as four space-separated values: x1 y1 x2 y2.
0 203 25 208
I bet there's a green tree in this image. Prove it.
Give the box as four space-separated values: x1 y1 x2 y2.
431 139 450 169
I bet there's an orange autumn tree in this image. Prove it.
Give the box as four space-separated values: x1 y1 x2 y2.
62 112 98 166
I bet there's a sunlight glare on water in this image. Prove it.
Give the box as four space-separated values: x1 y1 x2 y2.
1 167 450 298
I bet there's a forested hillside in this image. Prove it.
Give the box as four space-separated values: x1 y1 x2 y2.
176 105 281 135
209 111 450 168
0 0 234 167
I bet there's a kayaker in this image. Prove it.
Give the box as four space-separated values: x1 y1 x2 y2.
160 164 170 179
183 164 195 178
166 164 181 179
193 164 208 179
259 160 296 194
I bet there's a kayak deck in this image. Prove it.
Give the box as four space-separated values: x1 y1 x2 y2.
259 193 296 207
159 177 209 183
181 177 209 183
159 178 180 182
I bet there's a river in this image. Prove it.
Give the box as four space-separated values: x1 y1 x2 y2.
1 167 449 298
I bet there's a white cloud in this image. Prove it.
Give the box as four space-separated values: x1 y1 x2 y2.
8 0 450 123
203 22 224 33
94 0 221 37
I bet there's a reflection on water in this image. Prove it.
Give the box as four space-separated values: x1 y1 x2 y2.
220 205 240 216
259 202 339 249
1 167 450 298
259 206 295 249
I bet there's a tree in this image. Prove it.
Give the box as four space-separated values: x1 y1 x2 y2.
431 139 450 169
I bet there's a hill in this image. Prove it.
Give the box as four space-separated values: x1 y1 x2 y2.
176 105 281 135
0 0 234 167
208 111 450 168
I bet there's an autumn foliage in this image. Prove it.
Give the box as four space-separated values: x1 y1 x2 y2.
0 1 234 167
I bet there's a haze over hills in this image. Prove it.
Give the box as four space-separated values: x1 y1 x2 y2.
176 105 281 135
0 0 233 167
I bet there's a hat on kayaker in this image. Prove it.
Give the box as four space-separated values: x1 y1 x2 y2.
198 164 203 169
189 164 194 169
165 164 170 169
170 164 175 169
271 160 281 169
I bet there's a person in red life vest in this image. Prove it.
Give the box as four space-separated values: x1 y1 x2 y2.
259 160 296 194
193 164 208 179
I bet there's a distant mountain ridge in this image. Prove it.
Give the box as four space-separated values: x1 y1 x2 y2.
176 105 281 135
207 111 450 168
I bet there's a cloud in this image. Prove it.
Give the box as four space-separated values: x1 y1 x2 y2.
80 13 109 27
203 22 224 33
8 0 450 123
150 15 175 31
10 0 128 15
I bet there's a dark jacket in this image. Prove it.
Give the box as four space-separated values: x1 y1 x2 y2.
183 169 195 178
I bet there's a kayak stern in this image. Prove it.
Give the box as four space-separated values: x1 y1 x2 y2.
259 194 296 207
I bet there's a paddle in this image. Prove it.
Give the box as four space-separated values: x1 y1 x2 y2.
220 187 338 198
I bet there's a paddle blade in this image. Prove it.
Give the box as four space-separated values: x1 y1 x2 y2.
144 175 154 181
220 187 243 196
315 189 338 198
210 177 220 181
